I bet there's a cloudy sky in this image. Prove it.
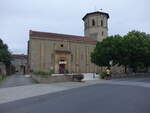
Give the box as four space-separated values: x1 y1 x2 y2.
0 0 149 54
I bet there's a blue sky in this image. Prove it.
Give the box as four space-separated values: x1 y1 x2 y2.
0 0 150 54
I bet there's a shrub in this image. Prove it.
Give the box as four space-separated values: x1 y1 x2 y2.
0 75 5 81
100 72 107 79
64 69 69 74
33 71 52 77
72 74 84 82
0 76 3 81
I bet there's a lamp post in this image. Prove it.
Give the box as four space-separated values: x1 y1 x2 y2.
109 60 113 78
109 60 113 67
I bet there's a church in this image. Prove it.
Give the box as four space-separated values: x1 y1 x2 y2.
28 11 109 74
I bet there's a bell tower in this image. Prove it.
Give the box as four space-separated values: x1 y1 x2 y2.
83 11 109 41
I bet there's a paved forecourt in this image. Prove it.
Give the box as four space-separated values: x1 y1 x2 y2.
1 80 150 113
1 78 150 104
0 80 104 104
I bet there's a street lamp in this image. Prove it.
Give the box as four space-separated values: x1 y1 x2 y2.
108 60 113 79
109 60 113 67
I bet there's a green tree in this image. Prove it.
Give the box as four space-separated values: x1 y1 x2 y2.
91 35 122 67
91 30 150 73
0 39 11 66
123 31 150 72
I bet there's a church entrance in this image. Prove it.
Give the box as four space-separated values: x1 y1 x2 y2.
59 60 67 74
54 51 71 74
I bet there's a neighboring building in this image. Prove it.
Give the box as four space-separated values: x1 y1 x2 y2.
28 11 109 74
0 62 6 75
11 54 27 74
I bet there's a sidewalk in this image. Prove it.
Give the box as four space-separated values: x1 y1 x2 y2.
0 73 102 104
0 80 106 104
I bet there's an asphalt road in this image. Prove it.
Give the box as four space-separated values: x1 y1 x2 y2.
0 82 150 113
114 77 150 83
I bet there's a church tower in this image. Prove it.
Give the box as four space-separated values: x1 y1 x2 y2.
83 11 109 41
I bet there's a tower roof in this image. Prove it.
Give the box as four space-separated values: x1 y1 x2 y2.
82 11 109 20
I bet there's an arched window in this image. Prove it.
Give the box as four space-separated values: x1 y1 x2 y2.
92 19 95 26
101 20 104 27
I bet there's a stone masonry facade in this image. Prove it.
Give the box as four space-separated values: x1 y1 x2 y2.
28 31 102 73
28 11 110 74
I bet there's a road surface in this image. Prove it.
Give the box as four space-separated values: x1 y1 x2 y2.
1 77 150 113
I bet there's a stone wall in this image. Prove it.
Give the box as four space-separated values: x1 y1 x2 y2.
11 55 27 74
0 62 6 75
84 13 108 41
111 73 150 79
111 65 125 74
32 75 71 83
29 37 101 73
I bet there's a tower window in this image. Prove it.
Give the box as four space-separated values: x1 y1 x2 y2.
92 19 95 26
101 20 104 27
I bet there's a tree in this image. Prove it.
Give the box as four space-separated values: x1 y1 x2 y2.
91 35 122 67
122 31 150 72
91 30 150 73
0 39 11 66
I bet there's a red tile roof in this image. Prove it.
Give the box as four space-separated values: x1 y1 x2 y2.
12 54 27 59
30 30 97 43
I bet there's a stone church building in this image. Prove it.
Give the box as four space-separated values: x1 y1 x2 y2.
28 11 109 74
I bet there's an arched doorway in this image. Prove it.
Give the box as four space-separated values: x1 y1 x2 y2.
54 51 71 74
59 59 67 74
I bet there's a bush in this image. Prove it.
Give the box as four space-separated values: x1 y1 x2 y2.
100 72 107 79
64 69 69 74
72 74 84 82
33 72 52 77
0 75 5 81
